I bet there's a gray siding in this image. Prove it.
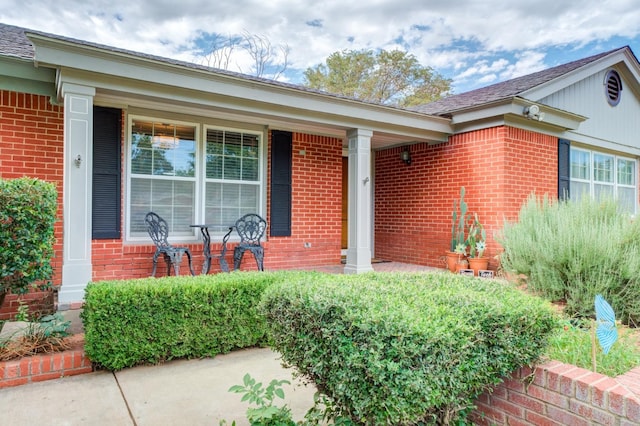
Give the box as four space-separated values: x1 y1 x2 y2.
539 68 640 151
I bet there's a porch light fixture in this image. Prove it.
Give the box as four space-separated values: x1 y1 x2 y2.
400 147 411 165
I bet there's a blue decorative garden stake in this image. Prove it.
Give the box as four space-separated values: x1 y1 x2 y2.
595 294 618 354
591 294 618 371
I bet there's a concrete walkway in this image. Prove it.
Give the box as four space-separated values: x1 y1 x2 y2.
0 347 317 426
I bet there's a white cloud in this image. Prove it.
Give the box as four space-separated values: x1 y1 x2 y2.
1 0 639 92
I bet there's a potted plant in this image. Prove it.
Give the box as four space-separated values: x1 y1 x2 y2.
467 213 489 275
454 242 469 272
445 187 469 272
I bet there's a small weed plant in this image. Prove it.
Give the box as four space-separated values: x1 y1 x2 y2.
224 373 295 425
220 373 353 426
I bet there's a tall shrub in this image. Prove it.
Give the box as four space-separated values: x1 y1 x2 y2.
498 194 640 325
0 177 57 305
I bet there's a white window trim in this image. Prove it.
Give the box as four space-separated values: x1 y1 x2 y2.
570 146 637 214
125 114 266 243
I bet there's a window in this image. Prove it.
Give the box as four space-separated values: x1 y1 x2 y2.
203 127 261 233
570 147 637 214
127 116 263 240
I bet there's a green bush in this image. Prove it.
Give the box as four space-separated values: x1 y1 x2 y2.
82 271 286 370
0 177 57 301
260 272 558 425
498 194 640 325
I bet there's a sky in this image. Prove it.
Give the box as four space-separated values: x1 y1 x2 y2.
1 1 640 94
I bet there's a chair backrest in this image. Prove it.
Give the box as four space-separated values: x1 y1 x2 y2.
235 213 266 246
145 212 172 248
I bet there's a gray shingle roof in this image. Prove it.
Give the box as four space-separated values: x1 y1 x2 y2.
0 23 34 60
412 47 628 115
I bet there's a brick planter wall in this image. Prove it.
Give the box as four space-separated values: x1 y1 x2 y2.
472 361 640 425
0 335 92 388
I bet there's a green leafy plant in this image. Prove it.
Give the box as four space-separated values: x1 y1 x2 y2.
224 373 295 425
0 177 57 306
15 299 30 322
39 313 71 338
221 374 354 426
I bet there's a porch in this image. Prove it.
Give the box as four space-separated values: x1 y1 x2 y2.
293 260 442 274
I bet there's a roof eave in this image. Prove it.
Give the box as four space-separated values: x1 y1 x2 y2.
448 97 587 133
26 32 453 141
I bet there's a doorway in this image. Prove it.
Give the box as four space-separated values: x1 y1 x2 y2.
341 157 348 250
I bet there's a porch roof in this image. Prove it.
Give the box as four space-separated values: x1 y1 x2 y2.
0 22 452 150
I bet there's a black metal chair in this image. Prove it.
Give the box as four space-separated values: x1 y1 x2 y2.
232 213 267 271
145 212 194 277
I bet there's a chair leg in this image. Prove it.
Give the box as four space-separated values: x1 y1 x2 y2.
151 257 158 277
219 257 230 273
185 250 194 276
233 247 244 271
168 252 182 276
164 254 172 276
253 248 264 271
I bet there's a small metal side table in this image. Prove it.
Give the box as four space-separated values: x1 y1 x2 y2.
190 224 233 274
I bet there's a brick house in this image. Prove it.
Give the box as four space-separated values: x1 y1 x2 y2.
2 22 640 312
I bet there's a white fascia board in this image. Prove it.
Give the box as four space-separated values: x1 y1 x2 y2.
449 98 586 132
60 68 449 143
522 49 640 101
569 132 640 157
28 34 452 141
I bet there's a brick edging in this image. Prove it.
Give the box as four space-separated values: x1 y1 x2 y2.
0 335 92 389
472 361 640 425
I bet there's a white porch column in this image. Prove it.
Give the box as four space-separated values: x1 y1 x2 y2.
344 128 374 274
58 83 95 305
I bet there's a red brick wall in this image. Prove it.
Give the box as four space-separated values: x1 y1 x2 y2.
0 90 64 319
472 361 640 425
374 126 557 269
265 132 343 269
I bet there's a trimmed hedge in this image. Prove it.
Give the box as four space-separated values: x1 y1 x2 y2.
260 272 558 425
82 272 283 370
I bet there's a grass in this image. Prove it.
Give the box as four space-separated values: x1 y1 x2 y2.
544 318 640 377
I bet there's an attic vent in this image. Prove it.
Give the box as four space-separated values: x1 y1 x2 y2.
604 69 622 106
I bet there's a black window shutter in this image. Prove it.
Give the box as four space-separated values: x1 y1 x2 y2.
558 138 570 201
270 130 292 236
92 106 122 239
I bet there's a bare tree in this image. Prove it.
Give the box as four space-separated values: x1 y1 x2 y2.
240 31 289 79
199 31 289 80
200 33 237 70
